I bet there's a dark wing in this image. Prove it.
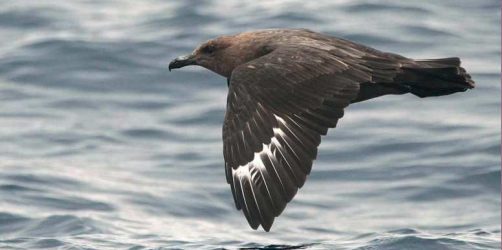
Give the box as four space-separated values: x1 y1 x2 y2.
223 45 372 231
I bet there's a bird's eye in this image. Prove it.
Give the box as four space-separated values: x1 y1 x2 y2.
201 44 216 54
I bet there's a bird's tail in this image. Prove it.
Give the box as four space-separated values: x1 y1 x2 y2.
394 57 475 98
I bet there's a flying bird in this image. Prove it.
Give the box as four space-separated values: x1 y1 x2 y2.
168 29 474 232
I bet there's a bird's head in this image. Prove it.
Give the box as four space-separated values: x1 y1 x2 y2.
169 32 275 77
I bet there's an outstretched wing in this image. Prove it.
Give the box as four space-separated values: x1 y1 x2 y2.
223 45 371 231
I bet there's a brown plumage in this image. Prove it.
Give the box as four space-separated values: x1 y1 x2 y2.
168 28 475 232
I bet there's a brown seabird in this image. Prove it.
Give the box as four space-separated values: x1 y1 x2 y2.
168 28 475 231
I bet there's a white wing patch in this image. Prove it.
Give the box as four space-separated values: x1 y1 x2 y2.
231 114 307 230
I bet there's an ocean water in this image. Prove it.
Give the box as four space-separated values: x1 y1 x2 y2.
0 0 500 249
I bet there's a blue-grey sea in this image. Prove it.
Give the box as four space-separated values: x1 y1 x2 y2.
0 0 500 249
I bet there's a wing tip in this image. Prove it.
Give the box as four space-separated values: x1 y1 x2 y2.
262 223 272 232
249 218 273 232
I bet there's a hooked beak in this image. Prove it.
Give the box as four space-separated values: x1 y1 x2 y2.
168 54 197 71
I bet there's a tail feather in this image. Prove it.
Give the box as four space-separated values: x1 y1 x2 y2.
416 57 461 67
352 56 475 104
397 58 475 98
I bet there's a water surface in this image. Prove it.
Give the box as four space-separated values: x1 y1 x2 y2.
0 0 500 249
